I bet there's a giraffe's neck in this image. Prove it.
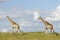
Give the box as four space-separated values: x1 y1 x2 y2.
7 16 16 24
39 17 47 24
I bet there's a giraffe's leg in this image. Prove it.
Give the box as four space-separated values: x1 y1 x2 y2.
19 29 24 33
19 29 21 32
16 28 21 32
50 28 54 33
43 28 46 32
43 28 48 33
9 27 13 32
17 26 23 32
15 27 18 32
44 28 48 33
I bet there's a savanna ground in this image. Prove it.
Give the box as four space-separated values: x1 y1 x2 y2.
0 32 60 40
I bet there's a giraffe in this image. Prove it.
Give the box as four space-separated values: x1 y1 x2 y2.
6 16 21 32
38 16 54 33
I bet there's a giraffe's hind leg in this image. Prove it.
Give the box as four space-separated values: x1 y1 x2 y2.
15 27 21 32
50 28 54 33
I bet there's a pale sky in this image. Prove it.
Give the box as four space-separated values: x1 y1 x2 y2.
0 0 60 32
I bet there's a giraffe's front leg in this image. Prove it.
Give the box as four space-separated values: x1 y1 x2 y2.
43 28 48 33
9 26 14 32
15 27 18 32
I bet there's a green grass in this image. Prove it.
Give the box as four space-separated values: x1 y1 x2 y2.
0 32 60 40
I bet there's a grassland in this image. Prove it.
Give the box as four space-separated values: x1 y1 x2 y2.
0 32 60 40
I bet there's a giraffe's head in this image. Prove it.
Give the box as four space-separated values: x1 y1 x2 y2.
6 15 9 18
37 16 41 20
7 15 8 17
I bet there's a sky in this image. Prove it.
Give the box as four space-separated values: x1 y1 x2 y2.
0 0 60 32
